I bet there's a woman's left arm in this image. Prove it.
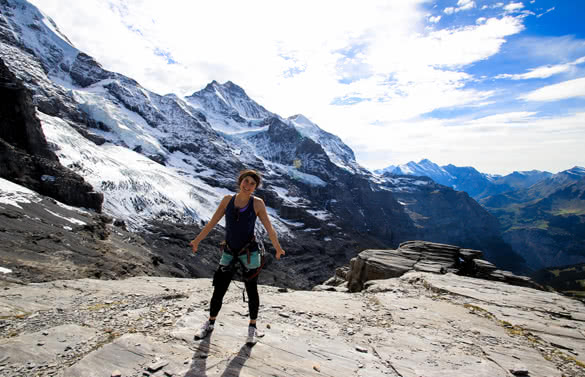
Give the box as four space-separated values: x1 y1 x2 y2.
255 198 286 260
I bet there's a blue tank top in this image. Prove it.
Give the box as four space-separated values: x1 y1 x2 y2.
225 195 257 251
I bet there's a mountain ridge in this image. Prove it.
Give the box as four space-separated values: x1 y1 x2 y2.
376 158 555 199
378 158 585 271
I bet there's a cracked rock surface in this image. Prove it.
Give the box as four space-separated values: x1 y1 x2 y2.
1 272 584 377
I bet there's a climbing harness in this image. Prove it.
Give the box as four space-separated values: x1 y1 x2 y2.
219 234 267 302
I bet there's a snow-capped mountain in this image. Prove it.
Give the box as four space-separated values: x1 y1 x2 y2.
287 114 361 173
382 159 455 187
378 159 553 199
185 80 362 174
0 0 527 284
186 80 273 123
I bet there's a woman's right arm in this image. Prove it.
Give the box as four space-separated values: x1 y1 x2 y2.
190 195 231 254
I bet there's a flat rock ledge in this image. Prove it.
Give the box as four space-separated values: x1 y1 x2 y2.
325 241 539 293
1 273 585 377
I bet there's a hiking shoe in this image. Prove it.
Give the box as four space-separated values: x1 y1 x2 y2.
246 326 264 345
194 320 214 340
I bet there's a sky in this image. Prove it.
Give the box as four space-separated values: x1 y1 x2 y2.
28 0 585 175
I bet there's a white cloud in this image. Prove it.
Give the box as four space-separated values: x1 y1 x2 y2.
519 77 585 102
457 0 476 11
361 112 585 174
537 7 555 18
466 111 537 125
27 0 580 174
504 2 524 12
496 56 585 80
27 0 524 120
399 17 524 67
444 0 475 14
429 15 442 23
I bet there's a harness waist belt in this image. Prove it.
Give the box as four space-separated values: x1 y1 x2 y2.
220 236 256 264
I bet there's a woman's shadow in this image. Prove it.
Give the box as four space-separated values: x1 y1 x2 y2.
184 335 254 377
219 343 253 377
184 335 212 377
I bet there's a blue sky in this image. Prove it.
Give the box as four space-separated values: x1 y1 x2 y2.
30 0 585 174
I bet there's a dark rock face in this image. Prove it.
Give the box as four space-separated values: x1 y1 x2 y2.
386 175 525 272
104 80 167 128
0 195 153 284
340 240 539 292
0 58 103 211
69 52 114 88
0 59 55 161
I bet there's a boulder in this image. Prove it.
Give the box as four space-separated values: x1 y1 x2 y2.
344 241 540 292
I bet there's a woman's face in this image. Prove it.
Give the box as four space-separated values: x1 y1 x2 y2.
239 176 257 194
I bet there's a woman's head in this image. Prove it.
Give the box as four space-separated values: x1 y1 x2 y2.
237 169 262 191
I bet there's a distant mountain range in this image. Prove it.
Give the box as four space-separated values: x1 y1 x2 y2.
377 159 553 200
378 160 585 270
481 167 585 270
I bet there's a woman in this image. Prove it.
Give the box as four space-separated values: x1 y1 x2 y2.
189 169 286 345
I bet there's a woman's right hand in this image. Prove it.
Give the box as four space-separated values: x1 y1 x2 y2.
189 239 199 254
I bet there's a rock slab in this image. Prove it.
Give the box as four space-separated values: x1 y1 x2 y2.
0 274 584 376
345 241 539 292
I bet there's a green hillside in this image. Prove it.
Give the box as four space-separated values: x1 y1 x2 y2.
532 263 585 299
480 171 585 270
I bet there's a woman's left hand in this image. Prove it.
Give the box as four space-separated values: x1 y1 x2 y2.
189 239 199 254
276 248 285 260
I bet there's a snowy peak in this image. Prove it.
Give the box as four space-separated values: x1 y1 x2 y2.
287 114 359 172
288 114 313 126
377 159 555 199
417 159 452 177
185 80 273 122
184 79 361 173
543 166 585 188
566 166 585 177
1 0 79 82
379 159 454 187
287 114 323 139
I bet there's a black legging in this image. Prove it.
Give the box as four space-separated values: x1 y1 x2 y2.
210 266 260 320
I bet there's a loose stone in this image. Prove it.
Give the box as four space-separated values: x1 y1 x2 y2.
510 368 529 376
147 360 169 372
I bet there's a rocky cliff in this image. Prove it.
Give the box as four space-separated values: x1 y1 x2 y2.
0 57 103 211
